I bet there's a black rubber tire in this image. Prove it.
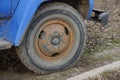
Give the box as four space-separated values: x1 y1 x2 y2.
16 2 86 74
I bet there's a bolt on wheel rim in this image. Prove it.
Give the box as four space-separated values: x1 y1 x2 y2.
34 19 74 61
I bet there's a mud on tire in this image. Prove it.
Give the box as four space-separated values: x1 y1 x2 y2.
16 2 86 74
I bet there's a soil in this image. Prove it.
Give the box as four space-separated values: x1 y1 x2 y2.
0 47 120 80
100 70 120 80
0 0 120 80
89 69 120 80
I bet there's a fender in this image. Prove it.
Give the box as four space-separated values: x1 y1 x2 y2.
4 0 94 46
4 0 45 46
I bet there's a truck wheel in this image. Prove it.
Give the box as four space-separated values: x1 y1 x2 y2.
16 2 86 74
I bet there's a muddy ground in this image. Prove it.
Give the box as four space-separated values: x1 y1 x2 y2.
0 0 120 80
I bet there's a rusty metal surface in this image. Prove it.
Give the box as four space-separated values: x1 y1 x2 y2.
34 19 74 61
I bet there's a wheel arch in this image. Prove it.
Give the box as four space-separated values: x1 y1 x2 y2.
50 0 94 19
4 0 47 46
4 0 94 46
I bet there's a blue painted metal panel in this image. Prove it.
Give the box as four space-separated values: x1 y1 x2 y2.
4 0 44 46
0 25 7 38
2 0 94 46
0 0 19 18
11 0 20 15
88 0 94 19
0 0 20 39
0 0 11 18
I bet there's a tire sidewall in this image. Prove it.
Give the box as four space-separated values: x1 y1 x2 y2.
25 4 86 72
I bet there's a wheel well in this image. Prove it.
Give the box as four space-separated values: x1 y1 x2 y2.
42 0 89 18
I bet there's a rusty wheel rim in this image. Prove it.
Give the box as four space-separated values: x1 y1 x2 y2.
34 19 74 61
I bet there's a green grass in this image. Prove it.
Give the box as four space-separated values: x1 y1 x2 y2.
35 77 48 80
111 39 120 44
84 46 102 55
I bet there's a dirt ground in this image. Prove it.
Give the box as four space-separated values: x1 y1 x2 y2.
89 69 120 80
1 47 120 80
0 0 120 80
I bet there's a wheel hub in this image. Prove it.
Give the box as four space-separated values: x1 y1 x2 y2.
51 36 61 46
34 19 74 61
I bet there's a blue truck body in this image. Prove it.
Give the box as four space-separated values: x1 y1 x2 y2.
0 0 94 46
0 0 109 74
